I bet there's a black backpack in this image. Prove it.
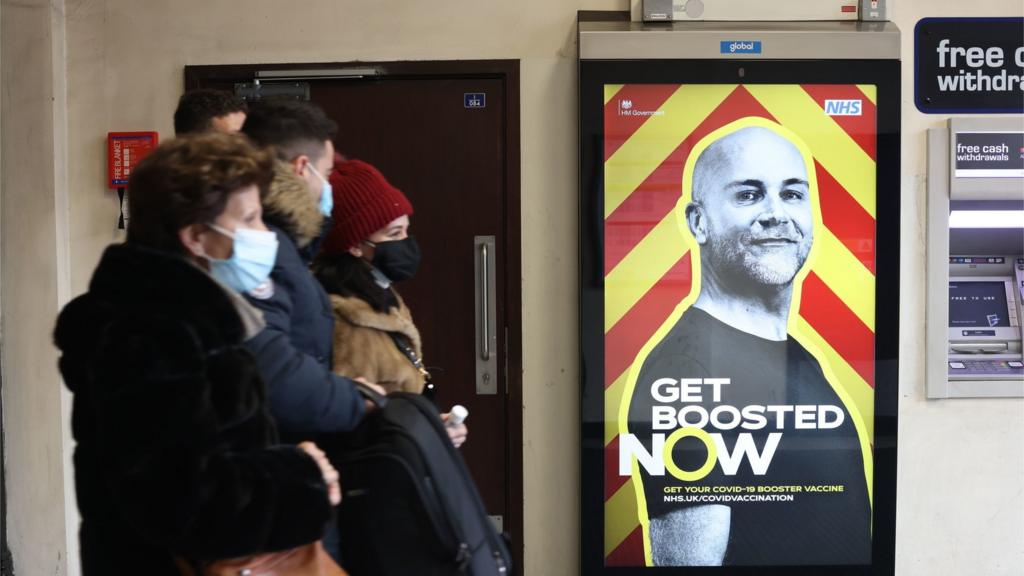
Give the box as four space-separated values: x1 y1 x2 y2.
334 391 513 576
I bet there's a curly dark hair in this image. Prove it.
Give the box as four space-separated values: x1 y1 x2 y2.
173 89 248 135
241 100 338 162
126 133 274 254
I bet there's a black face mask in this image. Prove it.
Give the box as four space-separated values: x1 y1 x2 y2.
370 236 421 282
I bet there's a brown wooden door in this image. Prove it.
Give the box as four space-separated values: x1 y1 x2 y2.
312 75 510 523
185 62 522 562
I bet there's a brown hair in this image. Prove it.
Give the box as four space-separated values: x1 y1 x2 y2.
126 133 274 254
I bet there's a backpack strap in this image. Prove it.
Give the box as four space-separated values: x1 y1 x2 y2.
353 380 389 409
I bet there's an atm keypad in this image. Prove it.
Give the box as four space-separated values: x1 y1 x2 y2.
948 360 1024 375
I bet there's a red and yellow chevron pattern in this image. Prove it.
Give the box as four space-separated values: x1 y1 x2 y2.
602 83 878 566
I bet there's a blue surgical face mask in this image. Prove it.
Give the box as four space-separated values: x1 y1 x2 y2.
206 223 279 293
307 163 334 217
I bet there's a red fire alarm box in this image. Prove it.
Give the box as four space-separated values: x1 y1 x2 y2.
107 131 158 188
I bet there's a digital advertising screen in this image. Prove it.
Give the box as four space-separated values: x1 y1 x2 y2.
580 61 900 576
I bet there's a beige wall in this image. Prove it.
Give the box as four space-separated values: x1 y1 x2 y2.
1 0 76 575
891 2 1024 575
1 0 1021 574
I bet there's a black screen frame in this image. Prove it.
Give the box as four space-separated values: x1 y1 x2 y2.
579 58 901 576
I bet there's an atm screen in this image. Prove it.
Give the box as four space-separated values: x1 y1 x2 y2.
949 281 1011 327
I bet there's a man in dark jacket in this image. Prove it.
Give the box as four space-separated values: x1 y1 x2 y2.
240 100 378 442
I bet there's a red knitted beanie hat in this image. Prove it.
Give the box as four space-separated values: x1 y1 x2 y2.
322 159 413 255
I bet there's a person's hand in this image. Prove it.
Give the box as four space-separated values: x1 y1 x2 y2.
353 377 387 412
441 414 468 448
298 442 341 506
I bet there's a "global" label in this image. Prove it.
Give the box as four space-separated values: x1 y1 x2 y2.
720 41 762 54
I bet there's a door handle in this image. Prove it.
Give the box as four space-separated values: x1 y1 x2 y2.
481 242 490 361
474 236 497 395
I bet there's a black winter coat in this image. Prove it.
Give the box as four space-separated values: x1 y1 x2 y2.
54 243 332 576
244 166 365 442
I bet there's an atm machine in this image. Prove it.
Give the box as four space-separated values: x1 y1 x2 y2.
927 118 1024 398
947 258 1024 378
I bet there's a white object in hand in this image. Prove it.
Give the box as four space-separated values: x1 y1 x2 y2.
447 405 469 427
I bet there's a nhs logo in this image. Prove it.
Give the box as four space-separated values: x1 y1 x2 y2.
720 41 761 54
824 99 863 116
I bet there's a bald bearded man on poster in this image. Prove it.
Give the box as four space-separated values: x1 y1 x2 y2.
628 124 871 566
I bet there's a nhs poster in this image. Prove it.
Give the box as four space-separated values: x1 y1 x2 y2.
603 84 878 567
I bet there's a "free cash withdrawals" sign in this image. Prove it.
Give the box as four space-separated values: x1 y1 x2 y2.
954 132 1024 178
915 17 1024 114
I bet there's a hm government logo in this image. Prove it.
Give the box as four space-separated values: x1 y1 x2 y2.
618 98 665 118
824 99 863 116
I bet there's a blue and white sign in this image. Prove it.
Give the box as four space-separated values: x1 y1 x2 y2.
464 93 486 109
824 99 863 116
720 41 762 55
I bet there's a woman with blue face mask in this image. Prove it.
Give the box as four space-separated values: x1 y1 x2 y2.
53 133 344 576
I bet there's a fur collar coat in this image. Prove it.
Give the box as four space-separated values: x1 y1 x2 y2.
241 161 366 443
329 292 426 394
262 160 324 250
